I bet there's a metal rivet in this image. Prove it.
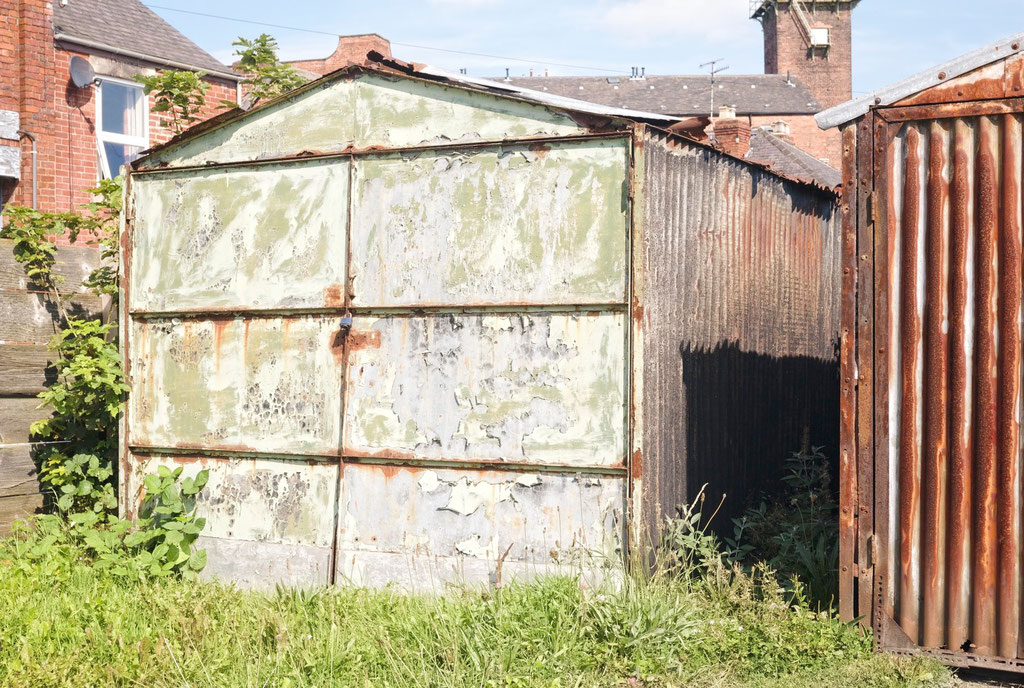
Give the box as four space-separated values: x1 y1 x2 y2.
874 97 881 104
1013 42 1021 50
938 71 947 79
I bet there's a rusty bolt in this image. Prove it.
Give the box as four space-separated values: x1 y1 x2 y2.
1014 42 1021 50
874 97 882 105
938 71 947 79
878 346 885 354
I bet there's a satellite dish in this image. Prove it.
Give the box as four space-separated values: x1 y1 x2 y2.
69 56 96 88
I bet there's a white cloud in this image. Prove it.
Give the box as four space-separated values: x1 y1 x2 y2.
593 0 759 42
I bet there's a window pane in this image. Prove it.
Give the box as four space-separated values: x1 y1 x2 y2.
102 142 142 177
100 82 144 137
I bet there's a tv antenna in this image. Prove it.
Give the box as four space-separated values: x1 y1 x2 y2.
700 58 729 140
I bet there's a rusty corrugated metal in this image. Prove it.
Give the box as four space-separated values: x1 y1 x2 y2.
883 113 1024 660
637 128 841 531
844 98 1024 670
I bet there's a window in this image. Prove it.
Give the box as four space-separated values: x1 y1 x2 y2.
96 77 147 178
809 26 831 48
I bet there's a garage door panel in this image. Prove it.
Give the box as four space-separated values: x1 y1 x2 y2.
337 463 624 589
343 312 626 467
131 160 349 313
129 316 343 455
349 139 629 307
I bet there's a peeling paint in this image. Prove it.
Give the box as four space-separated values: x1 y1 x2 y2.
350 139 629 307
131 160 349 313
139 73 586 169
338 463 623 587
344 312 626 467
129 317 344 455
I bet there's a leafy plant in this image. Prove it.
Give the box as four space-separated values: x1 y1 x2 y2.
136 69 210 134
230 33 307 104
734 448 840 609
8 467 209 582
2 179 126 513
123 466 209 579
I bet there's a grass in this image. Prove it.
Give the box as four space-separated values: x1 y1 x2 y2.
0 526 953 688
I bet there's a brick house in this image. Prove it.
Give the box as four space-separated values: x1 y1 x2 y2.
0 0 241 216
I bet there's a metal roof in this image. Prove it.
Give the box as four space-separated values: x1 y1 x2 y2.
496 74 822 116
414 65 685 124
746 127 842 188
54 0 239 81
817 31 1024 129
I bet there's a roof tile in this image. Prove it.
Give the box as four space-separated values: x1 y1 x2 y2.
498 74 821 116
54 0 235 77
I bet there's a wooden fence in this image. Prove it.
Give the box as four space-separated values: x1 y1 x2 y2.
0 238 101 534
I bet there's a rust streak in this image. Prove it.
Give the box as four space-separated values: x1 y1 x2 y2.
945 117 973 654
898 124 923 644
971 116 999 657
921 120 950 648
995 113 1021 659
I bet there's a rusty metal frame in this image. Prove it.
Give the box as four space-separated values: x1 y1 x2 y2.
129 132 633 177
878 97 1024 124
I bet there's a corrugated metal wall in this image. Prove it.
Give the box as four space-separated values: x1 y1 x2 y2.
875 112 1024 662
637 129 841 533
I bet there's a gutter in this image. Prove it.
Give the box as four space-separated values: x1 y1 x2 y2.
54 33 242 84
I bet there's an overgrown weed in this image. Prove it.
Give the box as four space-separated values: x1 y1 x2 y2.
0 514 951 688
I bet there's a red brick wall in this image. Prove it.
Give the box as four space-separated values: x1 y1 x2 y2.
762 1 854 111
288 34 392 76
0 0 237 227
749 113 840 167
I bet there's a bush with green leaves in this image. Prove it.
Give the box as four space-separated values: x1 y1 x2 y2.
230 33 307 104
136 69 210 134
1 176 210 580
7 466 209 583
733 447 840 610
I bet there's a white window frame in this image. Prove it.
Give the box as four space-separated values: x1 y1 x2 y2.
95 75 149 179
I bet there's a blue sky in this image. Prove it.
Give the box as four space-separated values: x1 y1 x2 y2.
144 0 1024 95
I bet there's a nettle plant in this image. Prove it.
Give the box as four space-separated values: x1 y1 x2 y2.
0 177 209 578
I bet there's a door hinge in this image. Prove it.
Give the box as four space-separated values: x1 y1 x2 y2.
867 190 879 225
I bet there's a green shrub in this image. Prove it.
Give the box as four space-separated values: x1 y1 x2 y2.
736 447 839 609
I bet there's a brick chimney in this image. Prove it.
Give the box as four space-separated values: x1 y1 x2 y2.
713 105 751 158
754 0 857 110
287 34 393 76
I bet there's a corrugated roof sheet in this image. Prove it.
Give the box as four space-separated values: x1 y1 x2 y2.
746 127 842 188
54 0 237 78
817 31 1024 129
495 74 822 116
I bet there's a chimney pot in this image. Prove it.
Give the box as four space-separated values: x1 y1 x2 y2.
718 104 737 119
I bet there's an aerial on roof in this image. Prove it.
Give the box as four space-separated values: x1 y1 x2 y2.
498 74 822 117
746 127 842 188
817 31 1024 129
54 0 239 80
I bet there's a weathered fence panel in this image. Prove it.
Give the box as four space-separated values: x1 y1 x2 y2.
0 238 101 534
